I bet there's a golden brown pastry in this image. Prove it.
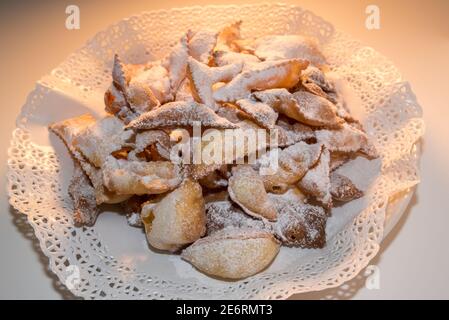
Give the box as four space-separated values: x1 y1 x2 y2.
72 115 134 168
68 161 99 227
213 59 308 102
163 34 190 94
49 114 130 205
187 57 243 110
329 151 352 172
298 147 332 209
269 194 326 248
142 179 206 252
206 193 325 249
253 89 343 128
110 34 189 116
102 156 181 195
182 227 279 279
198 165 229 190
104 83 136 124
274 118 315 147
235 98 278 129
205 201 267 235
128 130 172 161
112 54 165 112
126 101 238 130
330 172 363 202
228 165 277 221
260 142 323 194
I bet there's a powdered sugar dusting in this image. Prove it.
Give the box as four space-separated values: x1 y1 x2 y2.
275 119 315 147
292 90 342 127
316 123 377 156
205 201 268 235
126 101 238 130
269 194 326 248
213 50 260 67
298 147 332 208
188 29 218 64
254 35 326 66
187 57 243 110
235 98 278 129
213 59 307 102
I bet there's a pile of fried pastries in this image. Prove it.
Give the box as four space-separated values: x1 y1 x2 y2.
50 21 378 280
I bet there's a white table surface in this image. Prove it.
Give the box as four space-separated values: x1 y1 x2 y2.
0 0 448 299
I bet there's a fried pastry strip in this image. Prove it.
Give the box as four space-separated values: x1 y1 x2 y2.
49 114 129 204
126 101 238 130
68 160 99 227
205 201 267 235
253 89 343 128
102 156 181 195
259 142 323 194
108 35 189 122
112 54 165 112
187 57 243 110
228 165 277 221
163 33 190 93
235 98 278 129
206 196 326 249
128 130 172 161
298 147 332 209
142 179 206 252
269 194 327 248
182 227 279 279
72 115 134 168
253 35 326 66
104 84 136 124
188 29 218 64
213 59 308 102
274 118 315 147
315 123 378 158
330 172 363 202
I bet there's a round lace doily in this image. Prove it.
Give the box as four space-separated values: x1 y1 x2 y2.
7 3 424 299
